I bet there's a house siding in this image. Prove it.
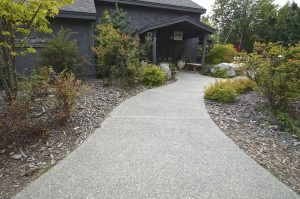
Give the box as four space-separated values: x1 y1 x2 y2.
95 2 200 28
16 1 205 76
16 18 96 77
95 2 201 63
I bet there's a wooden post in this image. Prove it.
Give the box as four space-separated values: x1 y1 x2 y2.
152 29 157 64
201 34 208 66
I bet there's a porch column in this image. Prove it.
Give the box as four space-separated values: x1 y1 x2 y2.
201 34 208 66
152 29 157 64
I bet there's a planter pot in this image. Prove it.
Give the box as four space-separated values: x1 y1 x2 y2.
177 60 185 70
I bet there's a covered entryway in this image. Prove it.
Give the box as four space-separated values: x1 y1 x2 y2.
139 16 214 65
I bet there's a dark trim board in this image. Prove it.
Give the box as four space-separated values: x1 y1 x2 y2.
97 0 206 14
57 11 97 20
139 16 215 34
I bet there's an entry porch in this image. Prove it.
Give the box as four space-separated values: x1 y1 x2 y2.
139 16 214 66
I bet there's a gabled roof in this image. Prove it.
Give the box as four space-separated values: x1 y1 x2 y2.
58 0 97 20
99 0 207 14
60 0 96 14
139 16 215 35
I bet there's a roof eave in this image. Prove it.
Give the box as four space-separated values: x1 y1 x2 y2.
139 16 215 34
97 0 206 14
56 10 97 20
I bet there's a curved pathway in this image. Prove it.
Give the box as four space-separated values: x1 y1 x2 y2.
14 72 299 199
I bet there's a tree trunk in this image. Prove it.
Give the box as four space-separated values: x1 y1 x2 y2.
239 30 244 50
1 57 18 103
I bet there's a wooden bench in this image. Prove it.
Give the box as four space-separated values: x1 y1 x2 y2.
184 63 202 72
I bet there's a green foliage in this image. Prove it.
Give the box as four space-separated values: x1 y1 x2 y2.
205 78 256 103
205 80 238 103
139 33 153 61
232 78 257 93
212 0 300 51
38 27 88 75
168 63 177 78
140 64 165 86
276 111 300 139
94 7 153 87
206 44 236 64
0 0 73 103
93 21 140 84
241 42 300 109
209 68 228 78
273 2 300 45
19 67 52 100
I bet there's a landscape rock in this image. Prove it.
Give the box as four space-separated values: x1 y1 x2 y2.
212 62 237 77
11 154 22 160
159 62 172 80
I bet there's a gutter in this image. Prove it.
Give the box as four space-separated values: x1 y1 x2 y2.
97 0 206 14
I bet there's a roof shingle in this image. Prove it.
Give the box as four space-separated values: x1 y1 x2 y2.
136 0 205 11
60 0 96 14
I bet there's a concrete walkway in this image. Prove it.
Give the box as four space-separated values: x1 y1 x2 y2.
14 72 299 199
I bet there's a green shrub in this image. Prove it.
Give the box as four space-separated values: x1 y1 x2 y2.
209 68 228 78
205 80 238 103
38 27 88 75
20 67 53 100
276 111 300 139
206 44 237 65
168 62 177 78
140 64 165 86
232 78 257 93
241 42 300 109
93 10 141 86
204 78 256 103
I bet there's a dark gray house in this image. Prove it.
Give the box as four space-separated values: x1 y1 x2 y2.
17 0 214 77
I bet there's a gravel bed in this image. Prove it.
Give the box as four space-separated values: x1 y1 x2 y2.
205 92 300 194
0 79 146 199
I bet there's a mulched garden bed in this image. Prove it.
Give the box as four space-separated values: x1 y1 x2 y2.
205 91 300 194
0 79 146 199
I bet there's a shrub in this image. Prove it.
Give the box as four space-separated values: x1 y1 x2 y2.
204 78 256 103
206 44 237 65
0 97 48 148
209 68 228 78
20 67 53 100
140 64 165 86
241 42 300 109
93 12 140 85
139 33 153 62
205 80 238 103
52 70 83 122
232 78 257 93
38 27 88 75
168 62 177 78
94 8 154 87
276 111 300 139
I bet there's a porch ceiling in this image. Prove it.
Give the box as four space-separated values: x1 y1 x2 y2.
139 16 215 39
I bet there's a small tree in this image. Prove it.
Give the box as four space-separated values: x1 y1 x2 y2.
38 27 88 75
206 44 237 64
241 42 300 109
0 0 73 103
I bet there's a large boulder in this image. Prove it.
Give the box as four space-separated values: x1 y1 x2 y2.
159 63 172 80
211 63 237 77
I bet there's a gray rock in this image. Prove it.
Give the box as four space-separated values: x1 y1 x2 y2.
11 154 22 160
212 63 237 77
159 62 172 80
